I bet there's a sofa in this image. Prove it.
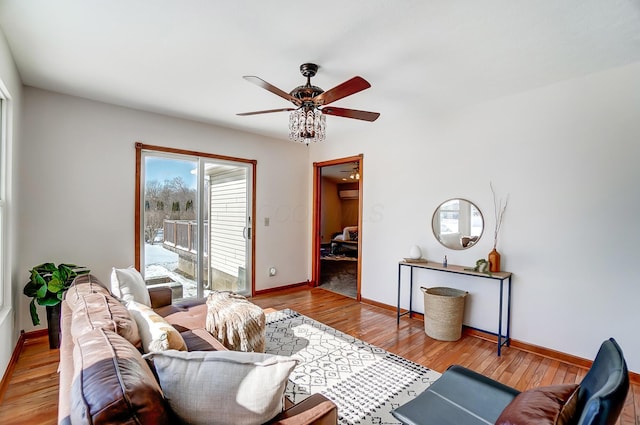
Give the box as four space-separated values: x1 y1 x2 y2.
58 273 338 425
391 338 629 425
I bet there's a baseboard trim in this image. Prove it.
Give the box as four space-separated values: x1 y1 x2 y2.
254 281 311 296
359 297 640 385
359 297 396 312
0 330 26 403
25 329 49 339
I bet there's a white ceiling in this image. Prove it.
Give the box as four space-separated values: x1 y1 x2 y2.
1 0 639 142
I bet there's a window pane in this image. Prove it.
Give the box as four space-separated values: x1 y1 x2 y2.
143 155 198 299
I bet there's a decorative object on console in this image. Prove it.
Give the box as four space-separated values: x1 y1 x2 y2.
489 182 509 273
22 262 90 348
488 248 501 273
409 245 422 260
465 258 491 275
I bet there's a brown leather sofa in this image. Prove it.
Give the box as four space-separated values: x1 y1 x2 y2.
58 274 338 425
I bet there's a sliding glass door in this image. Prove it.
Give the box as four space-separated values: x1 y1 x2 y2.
138 147 253 299
202 160 251 295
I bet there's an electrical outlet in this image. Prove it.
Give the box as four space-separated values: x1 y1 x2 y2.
264 217 270 226
268 267 277 277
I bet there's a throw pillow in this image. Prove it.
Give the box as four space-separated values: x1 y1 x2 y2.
145 350 298 425
110 266 151 306
127 300 187 353
71 328 171 425
496 383 580 425
71 292 141 348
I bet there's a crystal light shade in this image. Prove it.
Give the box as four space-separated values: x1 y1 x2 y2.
289 107 326 144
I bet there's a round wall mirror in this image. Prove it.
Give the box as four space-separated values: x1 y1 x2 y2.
432 199 484 250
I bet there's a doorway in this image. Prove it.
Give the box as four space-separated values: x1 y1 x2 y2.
135 144 256 300
312 155 363 300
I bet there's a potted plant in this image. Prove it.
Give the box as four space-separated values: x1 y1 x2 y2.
23 263 90 348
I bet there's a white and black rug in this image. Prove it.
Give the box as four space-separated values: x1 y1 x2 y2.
265 309 441 425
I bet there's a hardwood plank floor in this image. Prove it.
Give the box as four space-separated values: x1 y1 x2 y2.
0 286 637 424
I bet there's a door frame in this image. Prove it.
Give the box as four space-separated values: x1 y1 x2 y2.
134 142 257 295
311 154 363 301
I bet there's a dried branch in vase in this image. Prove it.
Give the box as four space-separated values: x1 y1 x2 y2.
491 182 509 250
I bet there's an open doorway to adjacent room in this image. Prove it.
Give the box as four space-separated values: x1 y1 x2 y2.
312 155 362 300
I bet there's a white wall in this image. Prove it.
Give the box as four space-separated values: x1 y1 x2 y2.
11 59 640 376
17 88 310 333
310 61 640 373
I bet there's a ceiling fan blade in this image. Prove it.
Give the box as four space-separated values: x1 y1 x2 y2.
322 106 380 122
242 76 301 106
236 107 295 116
314 76 371 106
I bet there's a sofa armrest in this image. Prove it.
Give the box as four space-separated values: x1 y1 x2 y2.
268 394 338 425
148 286 173 308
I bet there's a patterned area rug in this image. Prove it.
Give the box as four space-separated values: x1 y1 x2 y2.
265 309 441 425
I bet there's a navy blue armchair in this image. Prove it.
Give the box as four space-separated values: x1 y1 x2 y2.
391 338 629 425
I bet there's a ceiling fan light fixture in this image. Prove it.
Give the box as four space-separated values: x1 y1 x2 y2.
289 106 326 144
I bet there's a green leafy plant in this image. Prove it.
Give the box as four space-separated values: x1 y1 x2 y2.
23 263 90 326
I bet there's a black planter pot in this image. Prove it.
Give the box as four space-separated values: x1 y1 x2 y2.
46 304 62 349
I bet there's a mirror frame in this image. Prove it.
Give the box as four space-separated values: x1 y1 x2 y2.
432 198 484 250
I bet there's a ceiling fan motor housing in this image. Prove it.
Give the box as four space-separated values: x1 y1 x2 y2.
291 63 324 104
290 85 324 103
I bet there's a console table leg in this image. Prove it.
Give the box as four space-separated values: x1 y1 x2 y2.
397 264 402 325
506 276 512 347
498 280 504 356
408 267 414 319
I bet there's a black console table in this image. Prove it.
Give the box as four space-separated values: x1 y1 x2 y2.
397 260 513 355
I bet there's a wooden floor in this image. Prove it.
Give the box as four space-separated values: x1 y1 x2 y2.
1 286 638 424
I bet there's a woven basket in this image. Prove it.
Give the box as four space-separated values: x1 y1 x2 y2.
421 287 468 341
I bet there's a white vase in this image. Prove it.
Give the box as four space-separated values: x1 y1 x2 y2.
409 245 422 260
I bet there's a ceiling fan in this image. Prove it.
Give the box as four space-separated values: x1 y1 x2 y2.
340 162 360 180
237 63 380 144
